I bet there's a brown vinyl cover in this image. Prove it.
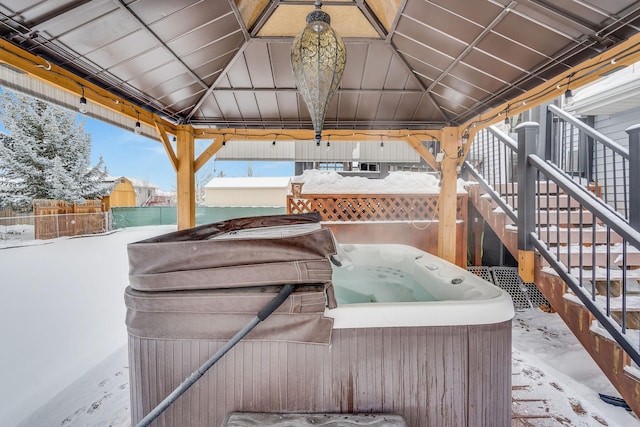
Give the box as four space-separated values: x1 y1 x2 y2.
127 212 338 293
129 259 333 291
124 284 334 344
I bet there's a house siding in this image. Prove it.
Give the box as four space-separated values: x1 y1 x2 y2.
593 105 638 214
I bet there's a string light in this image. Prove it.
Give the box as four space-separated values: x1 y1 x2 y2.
564 88 573 101
78 86 88 114
564 73 575 102
134 112 141 135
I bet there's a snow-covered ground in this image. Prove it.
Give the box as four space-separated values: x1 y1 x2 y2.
0 226 175 427
1 225 639 426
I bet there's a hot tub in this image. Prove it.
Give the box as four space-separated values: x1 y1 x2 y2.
126 216 514 427
328 243 514 328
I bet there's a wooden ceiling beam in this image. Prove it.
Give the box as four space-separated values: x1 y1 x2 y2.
194 128 441 141
0 39 177 133
155 123 179 172
460 32 640 134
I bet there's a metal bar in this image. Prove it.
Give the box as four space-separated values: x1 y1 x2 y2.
606 226 611 316
613 148 618 211
623 158 628 219
622 239 627 332
530 234 640 366
528 154 640 249
548 104 630 158
592 224 596 300
626 124 640 231
463 163 518 223
603 148 609 205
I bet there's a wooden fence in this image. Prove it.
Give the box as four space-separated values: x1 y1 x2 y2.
287 193 468 267
33 199 108 240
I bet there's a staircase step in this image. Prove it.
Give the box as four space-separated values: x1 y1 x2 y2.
541 244 640 268
534 209 598 226
624 365 640 383
594 279 640 297
562 293 640 335
497 181 561 195
496 180 599 196
485 194 582 210
543 267 640 296
612 310 640 330
586 316 640 349
519 226 624 245
537 271 640 416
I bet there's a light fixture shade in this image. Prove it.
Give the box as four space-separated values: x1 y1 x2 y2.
564 88 573 102
79 96 87 114
291 5 346 144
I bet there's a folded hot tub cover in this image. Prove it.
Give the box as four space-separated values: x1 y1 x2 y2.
125 284 334 344
125 212 337 344
127 212 337 294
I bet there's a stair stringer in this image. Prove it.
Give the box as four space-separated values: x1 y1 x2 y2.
468 184 518 259
536 266 640 417
468 183 640 417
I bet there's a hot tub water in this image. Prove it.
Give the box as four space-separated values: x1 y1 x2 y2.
332 264 438 303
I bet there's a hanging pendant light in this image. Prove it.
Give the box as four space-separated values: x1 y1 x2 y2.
291 1 346 145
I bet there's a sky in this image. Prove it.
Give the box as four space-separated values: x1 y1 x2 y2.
83 116 294 191
1 225 639 426
0 86 294 191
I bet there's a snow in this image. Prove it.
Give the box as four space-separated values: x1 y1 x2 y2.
291 169 469 194
1 226 639 426
0 226 175 427
205 176 291 189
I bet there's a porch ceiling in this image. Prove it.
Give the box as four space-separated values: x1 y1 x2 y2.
0 0 638 133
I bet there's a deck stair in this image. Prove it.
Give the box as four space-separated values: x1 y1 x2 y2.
467 178 640 417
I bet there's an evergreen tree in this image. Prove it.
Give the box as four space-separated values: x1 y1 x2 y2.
0 90 111 210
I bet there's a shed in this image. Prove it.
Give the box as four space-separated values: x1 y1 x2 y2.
104 177 136 208
204 177 291 207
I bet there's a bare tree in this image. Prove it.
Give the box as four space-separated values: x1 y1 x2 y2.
195 168 214 205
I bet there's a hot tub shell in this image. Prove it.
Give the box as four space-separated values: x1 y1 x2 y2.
126 214 513 427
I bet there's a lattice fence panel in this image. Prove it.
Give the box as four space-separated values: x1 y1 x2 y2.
288 194 467 222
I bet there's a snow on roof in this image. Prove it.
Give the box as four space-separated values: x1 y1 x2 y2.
205 176 291 189
126 177 158 189
103 175 158 189
292 170 469 194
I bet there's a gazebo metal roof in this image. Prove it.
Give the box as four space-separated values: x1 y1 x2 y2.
0 0 638 134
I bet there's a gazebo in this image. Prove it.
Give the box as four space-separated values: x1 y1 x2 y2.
0 0 638 271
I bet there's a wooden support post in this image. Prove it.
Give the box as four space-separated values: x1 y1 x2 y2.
176 125 195 230
438 128 459 264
